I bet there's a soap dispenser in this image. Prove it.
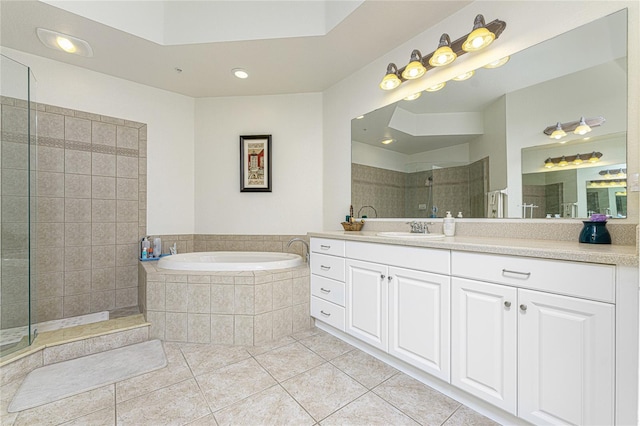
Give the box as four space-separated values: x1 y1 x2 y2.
443 211 456 236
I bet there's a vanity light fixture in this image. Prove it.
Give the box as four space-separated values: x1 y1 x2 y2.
543 152 602 168
404 92 422 101
599 168 626 178
36 28 93 57
429 34 457 67
379 15 506 90
452 70 475 81
574 117 592 135
483 56 510 69
425 82 446 92
549 122 567 140
401 50 427 80
543 116 605 138
380 63 401 90
232 68 249 79
462 14 497 52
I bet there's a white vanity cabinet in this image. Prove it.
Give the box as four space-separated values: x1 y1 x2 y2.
452 251 616 425
310 238 346 331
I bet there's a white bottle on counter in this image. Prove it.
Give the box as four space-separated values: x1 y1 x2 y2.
443 211 456 236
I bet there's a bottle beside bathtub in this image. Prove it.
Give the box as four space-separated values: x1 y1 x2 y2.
140 236 164 261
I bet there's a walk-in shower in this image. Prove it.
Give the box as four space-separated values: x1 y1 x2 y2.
0 54 38 357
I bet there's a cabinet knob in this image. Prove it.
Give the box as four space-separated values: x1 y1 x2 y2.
388 276 393 281
504 301 512 308
520 304 528 311
380 274 386 279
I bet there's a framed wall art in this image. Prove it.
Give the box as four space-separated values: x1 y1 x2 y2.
240 134 272 192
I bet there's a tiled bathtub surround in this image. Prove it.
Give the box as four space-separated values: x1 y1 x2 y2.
1 97 147 326
139 261 311 345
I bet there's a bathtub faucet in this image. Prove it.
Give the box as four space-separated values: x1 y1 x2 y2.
286 238 309 264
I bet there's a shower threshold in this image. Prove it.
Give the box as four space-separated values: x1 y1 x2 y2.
0 311 109 347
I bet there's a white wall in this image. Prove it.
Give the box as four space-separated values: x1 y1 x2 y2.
322 1 639 229
469 96 507 191
0 47 196 235
194 93 323 234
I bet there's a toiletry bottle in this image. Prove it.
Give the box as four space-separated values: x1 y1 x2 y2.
142 247 148 260
457 212 463 218
154 238 162 258
141 237 150 258
443 211 456 236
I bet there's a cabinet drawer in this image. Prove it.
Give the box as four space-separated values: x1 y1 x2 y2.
311 275 345 306
311 238 345 257
451 251 615 303
346 241 450 275
311 253 345 282
311 296 345 331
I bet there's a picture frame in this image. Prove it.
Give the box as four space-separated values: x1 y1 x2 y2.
240 134 272 192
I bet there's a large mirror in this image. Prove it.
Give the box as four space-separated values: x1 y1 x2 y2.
351 10 628 219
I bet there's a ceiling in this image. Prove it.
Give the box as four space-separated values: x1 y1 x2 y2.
0 0 472 98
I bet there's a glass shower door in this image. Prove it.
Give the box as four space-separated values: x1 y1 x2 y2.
0 54 37 357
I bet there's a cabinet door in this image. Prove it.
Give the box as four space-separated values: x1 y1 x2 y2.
345 259 388 351
388 267 450 381
518 289 615 425
451 278 517 414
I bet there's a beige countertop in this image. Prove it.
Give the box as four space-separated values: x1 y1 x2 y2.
308 231 639 267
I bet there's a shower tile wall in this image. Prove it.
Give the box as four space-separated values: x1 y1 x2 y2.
2 97 146 323
351 164 405 218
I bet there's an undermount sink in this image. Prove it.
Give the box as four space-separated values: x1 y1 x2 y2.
376 232 446 239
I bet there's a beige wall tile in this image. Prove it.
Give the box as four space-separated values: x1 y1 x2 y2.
188 313 211 343
92 199 116 223
272 307 293 340
146 310 165 340
92 121 116 146
37 197 65 223
115 287 138 308
211 314 234 345
116 222 138 244
92 176 116 199
37 249 64 273
92 245 116 269
1 169 28 196
116 243 138 266
210 284 234 314
1 105 28 134
92 153 116 177
65 116 91 143
65 246 92 271
36 296 64 322
65 174 92 198
65 222 92 247
188 284 210 314
37 111 64 139
234 315 254 345
2 195 28 222
292 276 310 305
36 146 64 172
273 279 293 310
117 156 138 178
116 266 138 289
92 222 116 246
63 293 91 317
254 312 273 345
166 281 188 312
292 303 311 332
116 200 138 222
37 171 65 197
91 290 115 312
117 178 138 200
36 271 64 299
92 267 115 291
147 281 166 311
65 198 91 223
65 150 91 175
117 126 138 149
234 285 254 315
254 283 273 314
165 312 187 342
64 270 92 295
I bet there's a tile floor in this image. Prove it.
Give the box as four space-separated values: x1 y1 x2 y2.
1 327 499 425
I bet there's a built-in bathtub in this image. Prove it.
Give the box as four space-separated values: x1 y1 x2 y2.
157 251 304 272
139 251 311 346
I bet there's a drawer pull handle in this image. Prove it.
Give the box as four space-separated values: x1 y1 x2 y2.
504 301 512 308
320 265 331 271
502 269 531 278
320 287 331 293
320 245 331 250
320 310 331 317
520 304 528 311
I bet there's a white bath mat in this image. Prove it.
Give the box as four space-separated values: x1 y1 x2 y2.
8 339 167 412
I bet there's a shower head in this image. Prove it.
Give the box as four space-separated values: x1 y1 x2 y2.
425 176 433 187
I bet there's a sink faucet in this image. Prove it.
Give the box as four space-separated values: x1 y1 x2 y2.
286 238 309 263
407 221 430 234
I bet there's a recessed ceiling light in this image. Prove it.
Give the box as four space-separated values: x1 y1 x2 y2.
355 115 364 120
232 68 249 79
36 28 93 57
381 138 394 145
404 92 422 101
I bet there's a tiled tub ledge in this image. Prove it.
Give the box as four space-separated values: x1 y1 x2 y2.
139 262 312 345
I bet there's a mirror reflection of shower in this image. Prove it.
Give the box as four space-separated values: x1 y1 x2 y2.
425 176 437 218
